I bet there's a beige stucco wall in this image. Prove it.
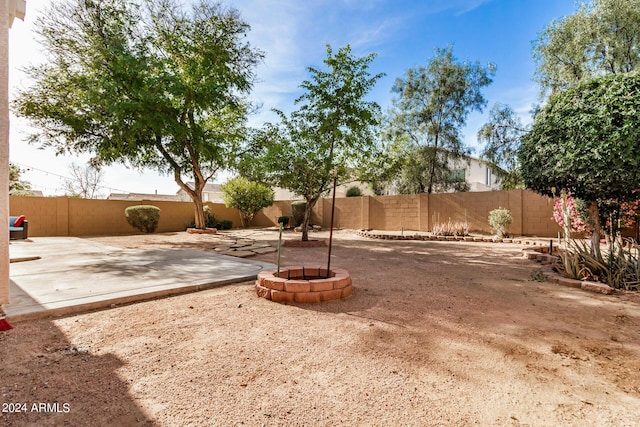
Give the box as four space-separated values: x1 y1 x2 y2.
9 197 240 236
2 1 26 305
9 189 560 238
1 1 10 305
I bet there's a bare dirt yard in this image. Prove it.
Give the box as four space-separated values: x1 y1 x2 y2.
1 229 639 426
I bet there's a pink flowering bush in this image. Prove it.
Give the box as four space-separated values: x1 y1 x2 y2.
552 191 590 238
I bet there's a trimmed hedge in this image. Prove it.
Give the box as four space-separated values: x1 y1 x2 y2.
125 205 160 233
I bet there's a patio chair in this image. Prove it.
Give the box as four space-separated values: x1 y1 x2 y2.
9 215 28 240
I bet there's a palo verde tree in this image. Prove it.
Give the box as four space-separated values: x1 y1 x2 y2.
12 0 263 228
533 0 640 97
244 45 383 241
386 46 495 194
519 72 640 250
477 103 526 190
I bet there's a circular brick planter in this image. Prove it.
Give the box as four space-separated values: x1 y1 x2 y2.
255 265 352 303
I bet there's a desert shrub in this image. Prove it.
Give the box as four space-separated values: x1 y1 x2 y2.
203 206 217 228
431 219 470 236
277 216 290 228
186 206 217 229
488 207 512 237
291 201 307 226
556 238 640 290
217 219 233 230
346 186 362 197
125 205 160 233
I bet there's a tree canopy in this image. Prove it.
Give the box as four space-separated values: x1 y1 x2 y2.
221 177 274 228
519 72 640 242
533 0 640 97
243 44 383 240
386 46 495 194
12 0 263 228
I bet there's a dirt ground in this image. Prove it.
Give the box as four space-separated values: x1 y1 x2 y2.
1 229 639 426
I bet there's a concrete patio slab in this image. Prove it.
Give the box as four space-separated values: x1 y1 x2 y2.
6 237 275 322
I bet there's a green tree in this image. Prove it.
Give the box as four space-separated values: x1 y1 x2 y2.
244 45 383 241
389 145 470 194
477 103 526 189
386 46 495 194
9 163 32 196
12 0 263 229
519 72 640 250
221 177 274 227
533 0 640 97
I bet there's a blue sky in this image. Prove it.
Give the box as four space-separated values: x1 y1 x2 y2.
9 0 576 196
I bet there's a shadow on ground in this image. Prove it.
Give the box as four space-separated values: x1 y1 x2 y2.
0 319 157 426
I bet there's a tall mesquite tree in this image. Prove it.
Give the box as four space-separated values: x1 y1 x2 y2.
387 46 495 194
533 0 640 97
13 0 263 228
245 45 383 241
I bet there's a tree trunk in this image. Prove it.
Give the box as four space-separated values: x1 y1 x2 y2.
175 178 206 229
301 198 318 242
588 200 602 259
240 212 253 228
427 134 439 194
193 196 206 229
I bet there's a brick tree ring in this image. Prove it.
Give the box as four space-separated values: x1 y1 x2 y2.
255 266 352 303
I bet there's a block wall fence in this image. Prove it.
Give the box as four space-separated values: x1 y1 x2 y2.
10 189 560 237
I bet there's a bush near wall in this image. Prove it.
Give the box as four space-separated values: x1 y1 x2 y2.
125 205 161 233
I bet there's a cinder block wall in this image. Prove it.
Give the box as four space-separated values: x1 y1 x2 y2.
428 190 525 235
521 191 558 237
10 189 561 237
369 195 421 230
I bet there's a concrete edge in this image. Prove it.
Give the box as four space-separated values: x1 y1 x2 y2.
7 275 258 324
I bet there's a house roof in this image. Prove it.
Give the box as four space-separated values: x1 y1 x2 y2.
177 182 223 193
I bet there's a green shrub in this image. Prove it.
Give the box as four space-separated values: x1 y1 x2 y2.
221 177 274 227
186 206 217 229
277 216 290 227
203 206 217 228
217 219 233 230
291 201 307 226
488 207 512 237
346 186 362 197
125 205 160 233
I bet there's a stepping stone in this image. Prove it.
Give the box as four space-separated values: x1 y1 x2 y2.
230 240 253 248
226 250 256 258
242 244 272 251
252 247 277 254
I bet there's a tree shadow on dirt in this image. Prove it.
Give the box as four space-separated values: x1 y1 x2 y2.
0 319 158 426
281 237 640 404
